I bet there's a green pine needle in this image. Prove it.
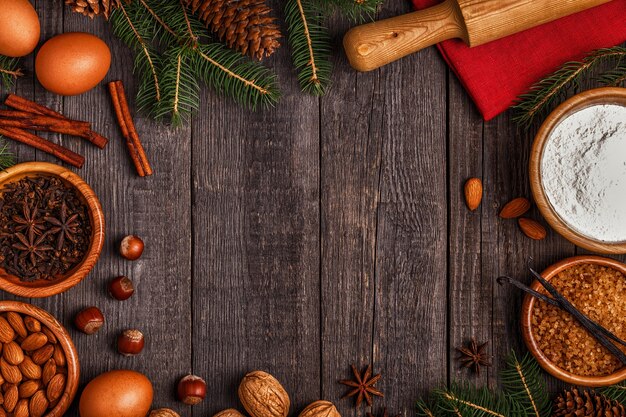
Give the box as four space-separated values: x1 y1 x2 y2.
600 382 626 405
0 139 15 171
321 0 382 21
285 0 332 95
0 55 23 91
501 352 551 417
431 383 524 417
512 46 626 128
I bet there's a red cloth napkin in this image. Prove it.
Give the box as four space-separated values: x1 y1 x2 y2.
412 0 626 120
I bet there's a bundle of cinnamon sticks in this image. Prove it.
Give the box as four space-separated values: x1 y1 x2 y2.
0 94 108 168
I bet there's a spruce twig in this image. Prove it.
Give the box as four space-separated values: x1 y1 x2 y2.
512 46 626 128
600 383 626 405
321 0 382 21
0 139 15 171
501 352 551 417
0 56 23 91
285 0 332 95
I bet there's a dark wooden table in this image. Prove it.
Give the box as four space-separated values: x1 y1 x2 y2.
5 1 626 416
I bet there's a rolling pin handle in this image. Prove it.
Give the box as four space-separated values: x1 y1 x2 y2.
343 0 466 72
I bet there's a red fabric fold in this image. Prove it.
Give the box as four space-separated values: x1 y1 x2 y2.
411 0 626 120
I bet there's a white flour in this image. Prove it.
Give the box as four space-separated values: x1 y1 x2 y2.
541 103 626 243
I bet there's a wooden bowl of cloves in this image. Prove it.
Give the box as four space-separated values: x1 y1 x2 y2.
0 162 105 298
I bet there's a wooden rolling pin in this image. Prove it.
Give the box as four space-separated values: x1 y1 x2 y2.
343 0 613 72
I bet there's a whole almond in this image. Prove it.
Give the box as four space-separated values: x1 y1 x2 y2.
464 178 483 211
40 328 57 345
1 358 22 384
213 410 245 417
18 380 41 399
518 218 547 240
239 371 290 417
42 360 56 386
298 401 340 417
20 333 47 352
30 345 54 366
52 346 65 367
500 197 531 219
23 317 40 334
4 384 18 412
46 374 65 403
19 357 41 380
3 341 24 366
14 398 28 417
0 317 15 344
6 313 27 339
29 390 48 417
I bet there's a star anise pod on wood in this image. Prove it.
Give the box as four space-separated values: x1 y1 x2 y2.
455 338 491 376
45 201 80 251
339 364 384 408
367 408 400 417
12 232 53 266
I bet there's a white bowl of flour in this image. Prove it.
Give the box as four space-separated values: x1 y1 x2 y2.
530 87 626 254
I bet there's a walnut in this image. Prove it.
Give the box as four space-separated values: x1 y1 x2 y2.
214 409 247 417
238 371 290 417
298 401 341 417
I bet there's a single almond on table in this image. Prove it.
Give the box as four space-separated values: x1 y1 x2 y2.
518 218 547 240
464 178 483 211
500 197 531 219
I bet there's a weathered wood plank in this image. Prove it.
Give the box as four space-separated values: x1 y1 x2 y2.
190 6 321 415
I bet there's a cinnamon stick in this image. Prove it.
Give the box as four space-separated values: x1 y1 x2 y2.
0 126 84 168
4 94 109 149
0 111 93 137
108 81 152 177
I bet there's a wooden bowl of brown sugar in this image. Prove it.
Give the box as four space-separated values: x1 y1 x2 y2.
522 256 626 386
0 162 105 298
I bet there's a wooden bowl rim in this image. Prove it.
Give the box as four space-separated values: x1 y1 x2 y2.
0 301 80 417
530 87 626 254
521 255 626 386
0 162 105 297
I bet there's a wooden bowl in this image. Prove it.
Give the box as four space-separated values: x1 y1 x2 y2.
0 301 80 417
0 162 105 297
521 255 626 386
530 87 626 254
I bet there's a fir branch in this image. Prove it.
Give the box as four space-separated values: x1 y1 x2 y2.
194 43 280 108
501 352 551 417
512 47 626 128
0 56 23 91
0 139 15 171
321 0 383 21
110 2 162 112
600 382 626 405
285 0 332 95
431 384 523 417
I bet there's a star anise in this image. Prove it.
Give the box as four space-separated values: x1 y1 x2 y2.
367 408 400 417
339 364 384 408
455 339 491 376
11 232 53 266
45 202 80 251
12 202 46 241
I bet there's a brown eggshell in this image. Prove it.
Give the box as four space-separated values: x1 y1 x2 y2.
0 0 40 57
79 370 153 417
36 32 111 96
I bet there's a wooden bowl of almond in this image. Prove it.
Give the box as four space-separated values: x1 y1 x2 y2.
0 301 79 417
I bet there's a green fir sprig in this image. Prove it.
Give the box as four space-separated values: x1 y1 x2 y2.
0 56 23 91
0 139 15 171
285 0 332 95
600 382 626 405
321 0 383 22
500 352 551 417
512 46 626 128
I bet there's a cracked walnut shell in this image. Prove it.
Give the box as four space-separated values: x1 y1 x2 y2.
298 401 341 417
238 371 290 417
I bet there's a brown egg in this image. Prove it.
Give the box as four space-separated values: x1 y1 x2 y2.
0 0 40 57
36 32 111 96
79 370 153 417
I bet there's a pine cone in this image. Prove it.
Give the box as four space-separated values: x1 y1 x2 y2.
184 0 282 60
553 389 626 417
65 0 127 18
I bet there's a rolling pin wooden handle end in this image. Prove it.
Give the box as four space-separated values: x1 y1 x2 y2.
343 0 466 72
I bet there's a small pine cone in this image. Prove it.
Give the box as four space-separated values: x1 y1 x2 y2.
65 0 127 19
553 388 626 417
184 0 282 60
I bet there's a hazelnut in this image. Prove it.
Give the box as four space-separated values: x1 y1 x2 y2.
108 276 135 300
177 374 206 405
117 329 145 356
120 235 144 260
74 307 105 335
238 371 290 417
150 409 181 417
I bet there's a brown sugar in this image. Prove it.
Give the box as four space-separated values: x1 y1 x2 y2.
531 263 626 376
